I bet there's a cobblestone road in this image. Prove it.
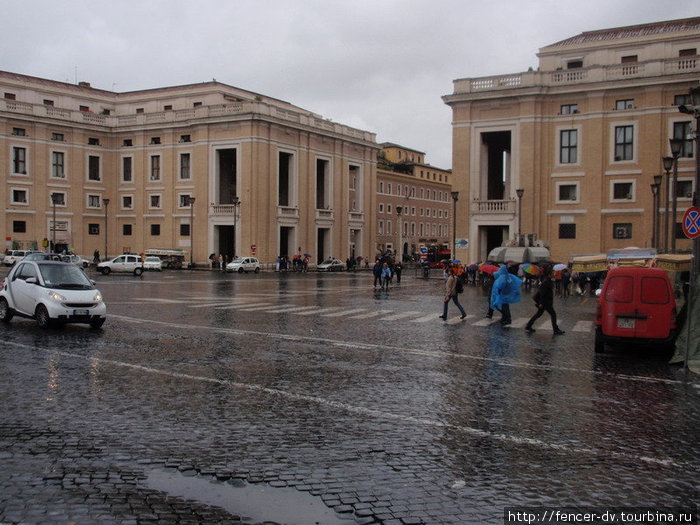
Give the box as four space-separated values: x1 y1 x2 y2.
1 270 698 524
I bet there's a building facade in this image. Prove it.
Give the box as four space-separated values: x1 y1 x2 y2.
444 17 700 263
375 143 452 261
1 71 378 266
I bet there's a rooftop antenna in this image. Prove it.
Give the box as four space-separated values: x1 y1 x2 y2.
74 66 77 84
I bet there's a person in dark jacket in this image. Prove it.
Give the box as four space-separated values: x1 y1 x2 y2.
373 259 382 288
525 265 565 334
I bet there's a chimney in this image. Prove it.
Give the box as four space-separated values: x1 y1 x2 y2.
78 81 91 88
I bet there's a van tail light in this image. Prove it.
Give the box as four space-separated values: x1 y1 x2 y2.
595 302 602 325
1 277 6 290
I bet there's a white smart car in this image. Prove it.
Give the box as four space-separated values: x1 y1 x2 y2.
0 260 106 328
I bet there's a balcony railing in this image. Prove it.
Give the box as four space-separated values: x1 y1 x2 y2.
451 56 700 95
210 204 239 216
470 198 516 214
277 206 299 218
316 209 334 220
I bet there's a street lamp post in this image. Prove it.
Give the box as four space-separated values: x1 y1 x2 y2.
650 181 660 251
188 196 196 268
232 196 240 260
450 191 459 259
670 138 684 253
102 198 109 261
652 174 663 251
396 205 403 261
516 188 524 244
51 193 58 252
662 156 674 253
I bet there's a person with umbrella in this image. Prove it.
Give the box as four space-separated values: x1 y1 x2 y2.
490 264 522 325
525 264 565 335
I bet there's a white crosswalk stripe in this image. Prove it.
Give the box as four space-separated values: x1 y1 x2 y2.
266 305 320 314
347 310 392 319
572 320 593 332
296 307 343 316
214 302 272 310
412 313 442 323
323 308 367 317
379 311 423 321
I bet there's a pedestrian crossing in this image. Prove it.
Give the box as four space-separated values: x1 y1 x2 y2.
139 296 595 333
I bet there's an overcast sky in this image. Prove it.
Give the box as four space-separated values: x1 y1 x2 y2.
2 0 697 168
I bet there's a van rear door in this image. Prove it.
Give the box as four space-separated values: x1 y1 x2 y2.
635 275 674 339
601 274 636 337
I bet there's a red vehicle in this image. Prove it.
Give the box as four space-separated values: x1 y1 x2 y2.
594 267 677 352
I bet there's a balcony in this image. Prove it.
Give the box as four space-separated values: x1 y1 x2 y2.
449 56 700 95
470 198 516 215
316 208 334 221
210 204 239 216
277 206 299 219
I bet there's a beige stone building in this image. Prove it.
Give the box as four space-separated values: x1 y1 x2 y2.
443 17 700 263
1 71 378 266
375 143 452 262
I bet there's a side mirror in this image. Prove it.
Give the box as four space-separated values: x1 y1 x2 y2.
26 277 38 284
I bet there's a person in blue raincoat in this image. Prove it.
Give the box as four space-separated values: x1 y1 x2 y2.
490 265 522 325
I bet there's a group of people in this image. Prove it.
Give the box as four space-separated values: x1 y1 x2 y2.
275 255 310 272
440 262 565 335
373 257 403 289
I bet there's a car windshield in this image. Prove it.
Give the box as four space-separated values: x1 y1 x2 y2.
146 257 160 262
231 258 245 264
38 264 94 289
321 259 335 265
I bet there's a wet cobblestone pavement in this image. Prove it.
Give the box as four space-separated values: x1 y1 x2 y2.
1 269 698 524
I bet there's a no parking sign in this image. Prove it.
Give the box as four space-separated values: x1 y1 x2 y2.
682 206 700 239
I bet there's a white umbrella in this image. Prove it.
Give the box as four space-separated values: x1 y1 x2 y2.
553 263 567 271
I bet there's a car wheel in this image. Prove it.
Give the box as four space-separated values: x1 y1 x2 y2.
594 327 605 353
102 267 111 275
134 267 143 276
90 317 106 329
254 267 260 274
36 304 52 329
238 268 244 274
0 297 14 322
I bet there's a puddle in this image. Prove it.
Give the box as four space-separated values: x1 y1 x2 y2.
145 468 355 525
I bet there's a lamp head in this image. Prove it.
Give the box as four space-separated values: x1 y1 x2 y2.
450 191 459 202
669 137 684 157
662 156 674 172
653 174 662 186
650 183 659 195
516 188 525 199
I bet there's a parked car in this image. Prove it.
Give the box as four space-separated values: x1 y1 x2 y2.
317 258 346 272
0 260 106 328
23 253 64 262
226 257 261 274
143 256 163 271
61 254 91 268
594 266 677 352
97 254 144 276
3 250 37 266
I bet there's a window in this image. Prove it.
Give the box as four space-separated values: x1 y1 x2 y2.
379 182 384 193
123 139 133 147
679 48 696 57
44 99 54 106
123 224 132 236
557 183 578 202
4 92 16 100
79 105 90 112
150 155 160 181
52 133 64 141
150 224 160 236
12 147 26 174
180 224 190 236
11 189 27 204
12 127 25 136
613 223 632 239
87 195 101 208
164 105 172 111
50 192 65 206
136 108 144 114
88 137 100 145
122 157 132 182
179 134 191 143
387 204 392 214
179 194 192 208
176 152 190 180
193 102 202 108
13 221 26 233
561 103 578 114
51 152 65 178
621 55 638 63
88 155 100 181
122 195 133 209
674 94 692 106
149 195 161 208
150 137 161 145
616 99 634 110
379 203 384 213
614 125 634 161
673 121 694 158
559 224 576 239
88 224 100 235
560 129 578 164
567 60 583 69
612 182 634 201
378 220 384 235
677 179 693 199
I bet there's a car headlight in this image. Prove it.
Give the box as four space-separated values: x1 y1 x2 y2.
48 290 67 302
93 292 103 302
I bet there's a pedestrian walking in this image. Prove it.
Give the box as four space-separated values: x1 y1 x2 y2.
439 266 467 320
525 265 565 334
394 261 402 284
381 262 392 290
373 259 382 288
490 265 522 325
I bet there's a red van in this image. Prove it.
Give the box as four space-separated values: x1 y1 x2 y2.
594 267 677 352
